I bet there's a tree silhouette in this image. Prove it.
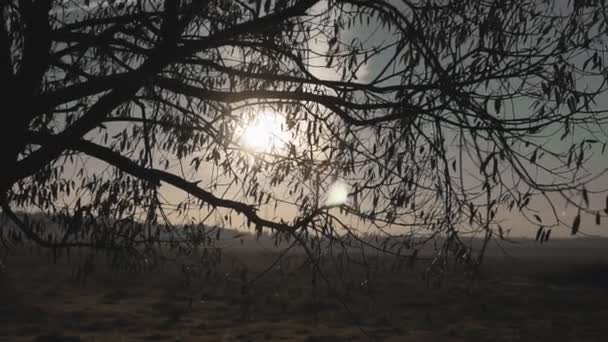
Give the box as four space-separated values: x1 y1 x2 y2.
1 0 608 273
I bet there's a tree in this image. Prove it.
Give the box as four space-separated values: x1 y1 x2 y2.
1 0 608 274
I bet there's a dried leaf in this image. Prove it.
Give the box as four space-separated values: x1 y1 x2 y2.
535 227 543 242
582 187 589 207
539 230 546 244
571 214 581 235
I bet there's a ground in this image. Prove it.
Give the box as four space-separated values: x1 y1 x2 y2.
1 243 608 341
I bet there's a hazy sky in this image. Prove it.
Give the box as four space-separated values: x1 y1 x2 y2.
44 0 608 239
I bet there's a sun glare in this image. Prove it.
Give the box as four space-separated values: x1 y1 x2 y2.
326 180 349 206
241 112 289 152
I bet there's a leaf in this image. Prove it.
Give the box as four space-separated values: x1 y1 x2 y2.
478 156 493 179
583 55 592 70
494 98 501 114
530 149 537 164
577 149 584 169
535 227 543 242
539 230 546 244
544 229 551 243
582 187 589 207
534 214 542 223
521 196 530 209
571 214 581 235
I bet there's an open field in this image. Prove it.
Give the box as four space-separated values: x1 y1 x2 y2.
1 240 608 341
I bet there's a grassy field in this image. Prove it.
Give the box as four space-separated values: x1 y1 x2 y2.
1 241 608 341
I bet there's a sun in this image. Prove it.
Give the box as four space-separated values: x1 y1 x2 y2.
240 111 289 153
325 180 349 207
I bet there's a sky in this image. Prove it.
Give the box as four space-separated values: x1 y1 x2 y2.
33 0 608 240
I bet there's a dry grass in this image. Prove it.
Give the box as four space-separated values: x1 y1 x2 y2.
1 247 608 341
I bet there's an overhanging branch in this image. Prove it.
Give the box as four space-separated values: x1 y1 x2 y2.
154 77 426 126
27 131 304 233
